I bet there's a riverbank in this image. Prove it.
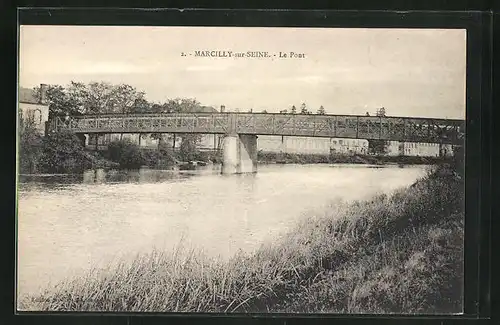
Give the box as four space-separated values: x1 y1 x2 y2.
19 164 463 314
20 140 449 175
257 151 452 166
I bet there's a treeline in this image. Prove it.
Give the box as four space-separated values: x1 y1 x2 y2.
34 82 216 117
278 103 326 115
38 81 212 164
37 82 332 116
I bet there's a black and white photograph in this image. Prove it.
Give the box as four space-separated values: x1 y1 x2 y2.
17 25 466 314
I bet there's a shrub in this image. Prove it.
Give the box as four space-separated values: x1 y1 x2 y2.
107 140 144 169
39 130 88 173
178 134 200 162
18 119 44 174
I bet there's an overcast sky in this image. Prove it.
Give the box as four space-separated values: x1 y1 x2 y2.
19 26 466 119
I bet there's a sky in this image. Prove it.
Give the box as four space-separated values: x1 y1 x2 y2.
19 26 466 119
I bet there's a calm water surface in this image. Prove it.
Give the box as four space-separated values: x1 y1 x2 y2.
17 164 429 296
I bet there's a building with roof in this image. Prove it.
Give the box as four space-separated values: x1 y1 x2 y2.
386 141 453 157
18 84 50 135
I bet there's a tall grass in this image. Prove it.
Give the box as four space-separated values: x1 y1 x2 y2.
19 164 464 314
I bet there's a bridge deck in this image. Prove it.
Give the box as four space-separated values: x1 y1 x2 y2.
49 112 465 145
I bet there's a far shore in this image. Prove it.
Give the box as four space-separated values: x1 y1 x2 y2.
18 152 452 176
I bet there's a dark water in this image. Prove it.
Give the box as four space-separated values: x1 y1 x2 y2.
17 164 429 296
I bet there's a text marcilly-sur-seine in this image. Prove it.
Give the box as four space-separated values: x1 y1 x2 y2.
181 50 306 59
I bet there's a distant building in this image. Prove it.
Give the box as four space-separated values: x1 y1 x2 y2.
258 136 330 154
197 134 223 151
386 141 453 157
286 137 331 154
257 136 367 155
330 138 368 155
257 136 285 152
256 136 452 158
385 141 401 156
18 84 50 135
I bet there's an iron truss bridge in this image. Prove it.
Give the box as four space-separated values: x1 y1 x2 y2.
49 112 465 145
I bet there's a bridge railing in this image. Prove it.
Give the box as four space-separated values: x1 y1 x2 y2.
49 112 465 145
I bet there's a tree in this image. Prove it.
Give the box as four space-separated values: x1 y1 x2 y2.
158 139 176 166
148 98 207 161
160 98 204 161
34 82 147 116
164 98 203 113
300 103 308 114
130 97 152 114
368 139 389 156
112 84 147 114
451 144 464 178
150 103 163 114
39 130 88 173
317 105 326 115
376 107 386 117
291 105 297 114
107 139 144 169
33 84 82 118
279 109 288 114
179 134 201 162
18 113 44 173
67 81 111 114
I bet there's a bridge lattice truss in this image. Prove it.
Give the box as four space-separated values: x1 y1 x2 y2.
50 113 465 145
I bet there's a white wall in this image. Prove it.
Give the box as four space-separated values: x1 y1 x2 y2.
258 136 368 155
386 141 401 156
330 138 369 155
387 141 454 157
257 135 284 152
258 136 331 154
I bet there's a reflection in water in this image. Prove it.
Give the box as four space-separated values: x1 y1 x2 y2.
78 166 224 184
17 164 428 297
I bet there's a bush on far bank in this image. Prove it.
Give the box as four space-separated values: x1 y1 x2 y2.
256 151 461 166
104 139 215 169
18 122 44 174
106 140 145 169
39 130 90 173
19 127 119 174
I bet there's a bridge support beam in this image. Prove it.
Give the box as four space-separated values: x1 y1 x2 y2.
221 134 258 174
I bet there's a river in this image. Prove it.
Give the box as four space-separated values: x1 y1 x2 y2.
17 164 429 297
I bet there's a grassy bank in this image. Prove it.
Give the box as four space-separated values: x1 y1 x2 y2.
257 151 452 166
19 164 464 314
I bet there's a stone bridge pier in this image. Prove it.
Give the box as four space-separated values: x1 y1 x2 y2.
221 133 258 174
